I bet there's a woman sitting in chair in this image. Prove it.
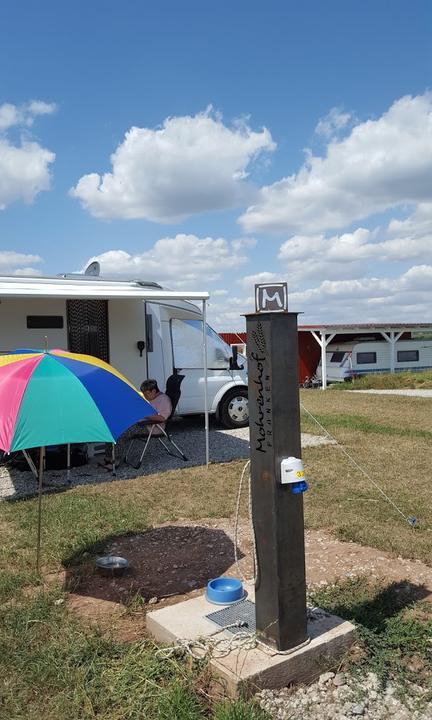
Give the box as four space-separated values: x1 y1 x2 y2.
100 379 172 470
122 374 187 468
139 379 172 435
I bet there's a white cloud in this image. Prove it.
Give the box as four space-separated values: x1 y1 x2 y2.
315 107 352 138
288 264 432 321
0 100 56 209
240 93 432 235
210 263 432 330
207 294 252 332
275 202 432 286
0 100 56 130
85 234 251 289
71 108 275 222
27 100 57 117
278 229 376 270
238 271 282 290
0 139 55 209
0 104 22 131
0 251 42 275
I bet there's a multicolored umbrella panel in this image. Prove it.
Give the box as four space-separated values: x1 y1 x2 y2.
0 349 156 453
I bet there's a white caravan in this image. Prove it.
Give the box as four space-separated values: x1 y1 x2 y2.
316 339 432 383
0 273 249 428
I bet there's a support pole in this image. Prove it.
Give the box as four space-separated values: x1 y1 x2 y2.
321 333 328 389
381 331 403 373
202 299 210 467
246 311 308 651
311 331 335 390
36 446 45 574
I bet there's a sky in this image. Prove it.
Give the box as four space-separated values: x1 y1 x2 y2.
0 0 431 330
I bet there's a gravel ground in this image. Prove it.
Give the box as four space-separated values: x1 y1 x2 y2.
348 389 432 397
257 670 432 720
0 419 333 500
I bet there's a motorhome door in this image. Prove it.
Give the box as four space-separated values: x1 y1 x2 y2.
67 299 110 362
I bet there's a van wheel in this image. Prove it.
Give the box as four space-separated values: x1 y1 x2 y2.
219 388 249 429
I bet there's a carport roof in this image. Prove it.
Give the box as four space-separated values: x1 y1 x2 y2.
299 323 432 334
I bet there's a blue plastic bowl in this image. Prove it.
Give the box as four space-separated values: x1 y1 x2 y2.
206 577 244 605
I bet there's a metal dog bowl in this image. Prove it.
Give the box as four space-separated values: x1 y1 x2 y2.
95 555 129 576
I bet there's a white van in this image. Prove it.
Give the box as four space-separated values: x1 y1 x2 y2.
0 272 249 428
316 339 432 383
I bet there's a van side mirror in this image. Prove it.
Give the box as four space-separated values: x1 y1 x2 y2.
229 346 242 370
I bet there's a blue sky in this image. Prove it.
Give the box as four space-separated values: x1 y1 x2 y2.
0 0 431 329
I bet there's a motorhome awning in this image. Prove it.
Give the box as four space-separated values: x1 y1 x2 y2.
0 275 209 301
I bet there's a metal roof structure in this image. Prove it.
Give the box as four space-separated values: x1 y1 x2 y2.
0 274 209 302
299 323 432 333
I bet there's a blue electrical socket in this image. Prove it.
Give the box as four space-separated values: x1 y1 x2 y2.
292 480 308 494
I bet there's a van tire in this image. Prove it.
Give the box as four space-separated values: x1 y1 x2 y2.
219 388 249 429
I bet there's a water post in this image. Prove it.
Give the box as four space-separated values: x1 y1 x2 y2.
147 282 356 691
246 283 308 651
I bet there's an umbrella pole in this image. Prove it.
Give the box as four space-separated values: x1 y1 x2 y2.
36 446 45 574
67 443 71 483
111 443 116 477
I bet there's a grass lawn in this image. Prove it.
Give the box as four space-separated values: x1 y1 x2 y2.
334 369 432 390
1 390 432 717
300 389 432 562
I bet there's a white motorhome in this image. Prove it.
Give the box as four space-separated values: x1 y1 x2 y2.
316 339 432 383
0 272 248 428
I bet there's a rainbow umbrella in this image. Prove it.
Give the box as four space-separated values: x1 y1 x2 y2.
0 348 156 569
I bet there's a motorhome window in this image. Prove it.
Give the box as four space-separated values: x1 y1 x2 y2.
27 316 64 329
397 350 419 362
330 352 345 362
145 314 153 352
357 352 377 364
171 319 231 369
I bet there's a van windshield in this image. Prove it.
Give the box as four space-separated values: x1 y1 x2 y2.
171 319 231 369
330 351 345 363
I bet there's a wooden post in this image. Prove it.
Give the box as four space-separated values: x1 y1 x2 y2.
246 311 308 651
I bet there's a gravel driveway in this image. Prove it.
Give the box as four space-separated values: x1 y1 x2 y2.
0 418 332 501
348 389 432 397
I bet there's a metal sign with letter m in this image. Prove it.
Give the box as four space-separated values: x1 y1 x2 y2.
255 283 288 313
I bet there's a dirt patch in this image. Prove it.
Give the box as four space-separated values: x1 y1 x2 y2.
65 519 432 640
66 523 246 638
305 528 432 596
67 524 243 603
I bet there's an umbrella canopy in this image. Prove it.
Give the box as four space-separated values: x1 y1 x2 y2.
0 349 155 453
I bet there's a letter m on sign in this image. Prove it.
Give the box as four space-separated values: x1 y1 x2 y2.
255 283 288 313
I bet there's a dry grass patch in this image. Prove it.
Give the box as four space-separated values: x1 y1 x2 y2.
300 390 432 564
334 370 432 390
300 387 432 433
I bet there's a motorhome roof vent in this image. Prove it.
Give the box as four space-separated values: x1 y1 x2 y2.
135 280 162 289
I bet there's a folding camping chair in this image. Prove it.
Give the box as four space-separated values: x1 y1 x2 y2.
124 374 188 469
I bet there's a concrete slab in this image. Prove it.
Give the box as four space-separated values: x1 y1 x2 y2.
147 587 355 698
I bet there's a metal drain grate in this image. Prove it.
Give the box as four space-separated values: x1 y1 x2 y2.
206 599 256 635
